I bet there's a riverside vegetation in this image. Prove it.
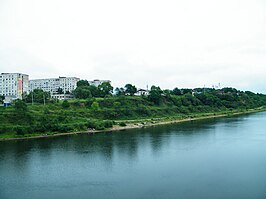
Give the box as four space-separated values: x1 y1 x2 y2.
1 81 266 139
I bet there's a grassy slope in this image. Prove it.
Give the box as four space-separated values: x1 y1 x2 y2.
1 94 266 139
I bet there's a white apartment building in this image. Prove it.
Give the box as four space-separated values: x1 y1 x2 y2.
29 77 80 98
0 73 29 99
88 79 111 87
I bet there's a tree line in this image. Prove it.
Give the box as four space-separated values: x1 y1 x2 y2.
1 80 266 136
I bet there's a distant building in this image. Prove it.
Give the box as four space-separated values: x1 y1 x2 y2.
3 96 13 107
192 89 203 96
135 89 149 96
0 73 29 100
29 76 80 99
88 79 111 87
51 93 74 100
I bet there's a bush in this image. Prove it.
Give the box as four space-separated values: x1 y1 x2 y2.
0 126 13 134
14 100 28 112
87 120 113 130
57 124 75 133
119 122 127 127
95 123 105 130
91 101 100 110
103 120 113 128
62 100 70 108
87 120 97 129
85 99 94 107
14 126 33 135
73 123 87 131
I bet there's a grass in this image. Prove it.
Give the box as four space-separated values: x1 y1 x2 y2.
1 106 265 140
1 92 266 140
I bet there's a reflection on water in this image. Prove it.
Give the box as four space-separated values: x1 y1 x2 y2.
1 112 266 199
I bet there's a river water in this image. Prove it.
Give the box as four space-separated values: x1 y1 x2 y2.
1 112 266 199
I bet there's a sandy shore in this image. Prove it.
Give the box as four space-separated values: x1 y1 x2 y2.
1 108 265 141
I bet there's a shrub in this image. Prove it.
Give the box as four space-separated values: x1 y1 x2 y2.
91 101 100 110
119 122 127 127
85 99 94 107
57 124 75 133
87 120 97 129
62 100 70 108
0 126 13 134
95 123 105 130
14 126 33 135
103 120 113 128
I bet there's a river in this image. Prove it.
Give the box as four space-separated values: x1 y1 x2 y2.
1 112 266 199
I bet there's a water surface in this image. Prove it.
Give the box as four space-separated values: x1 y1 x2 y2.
1 112 266 199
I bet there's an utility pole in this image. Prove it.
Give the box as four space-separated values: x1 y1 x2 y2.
31 92 33 106
43 94 46 106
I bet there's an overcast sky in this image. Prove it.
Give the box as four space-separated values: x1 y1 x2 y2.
0 0 266 92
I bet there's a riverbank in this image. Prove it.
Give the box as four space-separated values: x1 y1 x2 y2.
1 107 265 141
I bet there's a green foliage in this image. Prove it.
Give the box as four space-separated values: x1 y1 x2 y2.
87 119 113 130
26 89 51 104
115 87 125 96
181 88 192 95
0 125 13 134
73 81 113 98
222 87 238 93
73 86 92 99
14 99 28 112
10 100 33 126
148 85 163 105
103 120 114 128
62 100 70 108
125 84 137 96
77 80 89 87
172 87 182 95
14 126 33 135
119 122 127 126
85 98 95 107
98 82 113 97
88 85 99 97
0 95 5 104
57 87 64 94
113 101 121 107
91 101 100 110
1 86 266 137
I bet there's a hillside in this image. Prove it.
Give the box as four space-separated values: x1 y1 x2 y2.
1 87 266 138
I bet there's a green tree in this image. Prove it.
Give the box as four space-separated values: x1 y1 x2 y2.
173 87 182 95
113 101 121 107
222 87 238 94
57 87 64 94
22 92 28 102
196 93 217 106
14 99 28 112
62 100 70 108
73 86 92 99
115 87 125 96
88 85 100 97
148 86 163 105
98 82 113 97
0 95 4 104
91 101 100 110
163 89 172 97
27 89 50 104
125 84 137 96
77 80 89 87
181 88 192 95
13 99 33 125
